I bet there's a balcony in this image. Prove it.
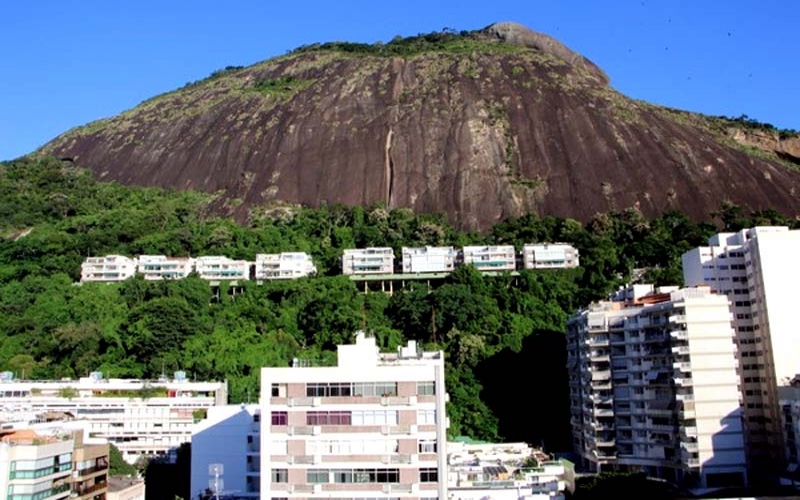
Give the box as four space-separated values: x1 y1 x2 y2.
670 330 688 341
668 315 686 324
673 361 692 372
75 461 109 477
681 441 699 453
671 346 690 356
674 377 693 387
73 481 108 497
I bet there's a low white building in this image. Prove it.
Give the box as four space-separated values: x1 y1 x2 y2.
255 252 317 280
194 256 251 281
448 441 567 500
402 246 457 273
0 372 227 464
341 247 395 274
191 404 261 499
80 255 137 283
522 244 579 269
461 245 516 272
136 255 195 280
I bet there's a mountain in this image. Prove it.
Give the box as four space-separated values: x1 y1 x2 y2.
39 22 800 230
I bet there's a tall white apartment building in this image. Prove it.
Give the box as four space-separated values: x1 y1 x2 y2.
461 246 516 272
260 332 448 499
522 244 580 270
80 255 137 283
194 256 251 281
342 248 395 275
566 285 746 488
255 252 317 280
0 429 74 500
0 372 227 464
136 255 195 280
682 226 800 473
401 247 457 274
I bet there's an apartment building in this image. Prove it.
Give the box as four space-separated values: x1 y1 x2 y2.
80 255 137 283
255 252 317 280
461 246 516 272
260 332 447 499
522 244 579 270
0 372 227 464
342 248 395 275
194 256 251 281
71 431 110 500
0 429 74 500
136 255 195 280
567 285 746 488
191 404 261 499
682 226 800 475
401 247 457 274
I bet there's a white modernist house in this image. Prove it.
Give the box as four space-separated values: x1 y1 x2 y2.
0 372 227 464
341 247 395 275
80 255 137 283
682 226 800 475
566 285 746 488
402 246 457 274
448 441 567 500
194 256 251 281
255 253 317 280
0 428 75 500
461 246 516 272
522 244 580 270
136 255 195 280
259 332 448 499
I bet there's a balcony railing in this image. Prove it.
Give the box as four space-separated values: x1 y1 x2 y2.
74 481 107 496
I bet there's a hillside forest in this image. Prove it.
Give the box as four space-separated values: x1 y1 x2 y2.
1 157 796 450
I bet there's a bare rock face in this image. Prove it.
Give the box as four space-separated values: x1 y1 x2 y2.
39 25 800 230
729 128 800 165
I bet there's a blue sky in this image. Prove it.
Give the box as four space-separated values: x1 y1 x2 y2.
1 0 797 161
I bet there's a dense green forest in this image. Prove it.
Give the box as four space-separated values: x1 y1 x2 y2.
1 157 796 447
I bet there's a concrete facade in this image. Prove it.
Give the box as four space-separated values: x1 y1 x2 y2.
342 248 395 275
522 244 579 270
136 255 195 280
260 332 448 499
461 246 516 272
567 285 746 488
255 252 317 280
80 255 137 283
401 247 457 274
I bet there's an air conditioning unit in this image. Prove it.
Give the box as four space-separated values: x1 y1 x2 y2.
312 425 321 436
409 454 418 464
287 427 295 436
313 484 323 494
312 397 322 407
407 396 417 405
382 455 392 464
408 424 417 434
381 397 390 406
313 454 323 464
382 484 392 494
287 485 295 493
381 425 391 435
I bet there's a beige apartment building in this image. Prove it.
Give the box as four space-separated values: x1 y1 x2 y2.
260 332 448 499
567 285 746 488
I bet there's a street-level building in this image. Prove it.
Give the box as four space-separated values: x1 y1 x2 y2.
0 372 227 464
567 285 746 488
0 428 74 500
402 247 457 274
255 253 317 280
194 256 251 281
136 255 195 280
342 248 395 275
522 244 580 270
461 246 516 272
80 255 137 283
682 226 800 477
260 332 448 499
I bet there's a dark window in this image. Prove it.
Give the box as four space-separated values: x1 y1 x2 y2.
271 411 288 425
421 468 438 482
307 411 352 425
272 469 288 483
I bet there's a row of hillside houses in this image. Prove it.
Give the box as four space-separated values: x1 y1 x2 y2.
80 244 579 283
342 243 580 275
80 253 318 283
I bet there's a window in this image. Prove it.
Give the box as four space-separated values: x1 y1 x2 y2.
418 440 437 453
420 468 438 482
308 439 398 454
417 409 436 424
417 381 435 396
352 410 398 425
271 411 287 425
307 469 329 483
272 468 288 483
307 411 352 425
269 439 288 454
353 382 397 397
331 468 400 483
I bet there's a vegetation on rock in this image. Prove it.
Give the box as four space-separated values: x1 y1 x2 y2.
1 157 796 445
